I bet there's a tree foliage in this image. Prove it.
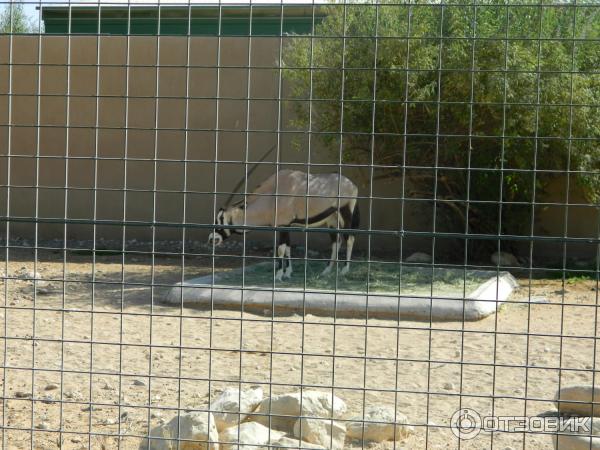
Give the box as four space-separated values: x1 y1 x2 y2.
0 1 33 33
283 0 600 239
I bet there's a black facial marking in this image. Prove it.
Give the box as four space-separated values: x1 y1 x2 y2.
213 209 230 240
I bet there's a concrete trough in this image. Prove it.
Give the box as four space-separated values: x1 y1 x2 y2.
165 267 518 321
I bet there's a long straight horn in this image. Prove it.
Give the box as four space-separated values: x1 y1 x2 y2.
223 144 277 208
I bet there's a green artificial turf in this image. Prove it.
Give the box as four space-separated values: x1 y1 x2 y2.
213 259 495 297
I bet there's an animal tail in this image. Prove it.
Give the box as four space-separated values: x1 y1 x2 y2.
351 203 360 230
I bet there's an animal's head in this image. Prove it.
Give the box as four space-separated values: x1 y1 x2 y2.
207 207 228 247
207 204 244 246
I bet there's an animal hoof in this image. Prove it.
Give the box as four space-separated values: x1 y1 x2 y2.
275 269 284 282
283 271 293 279
340 266 349 276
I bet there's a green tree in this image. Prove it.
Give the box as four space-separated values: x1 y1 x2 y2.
283 0 600 243
0 1 33 33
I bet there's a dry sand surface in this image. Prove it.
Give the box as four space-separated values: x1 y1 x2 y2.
0 248 598 449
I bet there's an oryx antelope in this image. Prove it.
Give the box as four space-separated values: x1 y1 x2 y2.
208 169 360 281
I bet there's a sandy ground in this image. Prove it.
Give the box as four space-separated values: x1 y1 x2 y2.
0 247 598 450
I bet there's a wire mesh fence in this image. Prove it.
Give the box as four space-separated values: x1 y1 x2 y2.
1 1 599 449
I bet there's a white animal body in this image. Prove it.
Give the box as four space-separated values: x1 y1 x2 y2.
208 169 360 280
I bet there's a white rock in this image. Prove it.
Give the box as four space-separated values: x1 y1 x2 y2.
271 437 325 449
293 418 345 449
251 391 347 433
17 269 41 281
553 417 599 450
557 385 600 417
212 387 263 431
64 390 81 400
405 252 432 263
142 411 219 450
220 422 284 450
346 406 413 442
491 251 520 267
41 395 55 404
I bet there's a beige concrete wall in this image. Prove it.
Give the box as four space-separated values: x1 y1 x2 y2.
0 35 597 260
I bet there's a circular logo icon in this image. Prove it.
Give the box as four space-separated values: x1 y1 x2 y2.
450 408 482 440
